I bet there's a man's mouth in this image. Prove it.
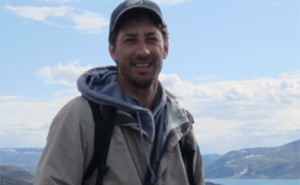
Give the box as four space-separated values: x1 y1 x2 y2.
133 63 151 68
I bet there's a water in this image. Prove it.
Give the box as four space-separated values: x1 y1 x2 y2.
206 179 300 185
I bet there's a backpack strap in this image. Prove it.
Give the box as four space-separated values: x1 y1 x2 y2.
82 100 116 185
179 135 196 185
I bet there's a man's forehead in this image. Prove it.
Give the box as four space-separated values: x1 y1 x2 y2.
119 25 160 37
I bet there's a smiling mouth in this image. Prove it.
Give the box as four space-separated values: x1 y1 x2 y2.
133 63 151 68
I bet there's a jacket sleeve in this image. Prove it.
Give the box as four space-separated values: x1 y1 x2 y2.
34 97 94 185
189 129 206 185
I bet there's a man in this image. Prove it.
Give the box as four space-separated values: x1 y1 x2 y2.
34 0 205 185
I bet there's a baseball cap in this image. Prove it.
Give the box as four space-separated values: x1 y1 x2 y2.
109 0 165 34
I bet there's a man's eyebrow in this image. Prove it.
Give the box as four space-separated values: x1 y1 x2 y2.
145 32 157 37
122 33 137 38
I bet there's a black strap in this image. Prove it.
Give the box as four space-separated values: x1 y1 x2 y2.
179 136 196 185
82 100 116 185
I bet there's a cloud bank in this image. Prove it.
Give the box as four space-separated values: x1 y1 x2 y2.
36 62 93 86
160 71 300 153
1 63 299 154
4 5 109 33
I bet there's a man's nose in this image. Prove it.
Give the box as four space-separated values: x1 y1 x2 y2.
135 41 150 57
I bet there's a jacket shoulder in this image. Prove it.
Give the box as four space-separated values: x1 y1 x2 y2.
164 89 194 125
54 96 93 122
58 96 89 113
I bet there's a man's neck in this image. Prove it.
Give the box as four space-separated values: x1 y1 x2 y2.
122 82 159 110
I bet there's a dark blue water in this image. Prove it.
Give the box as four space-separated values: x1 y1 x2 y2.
206 179 300 185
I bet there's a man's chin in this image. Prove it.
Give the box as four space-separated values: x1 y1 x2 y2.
129 78 154 89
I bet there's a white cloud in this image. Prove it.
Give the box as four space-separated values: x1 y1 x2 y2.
4 5 109 33
160 71 300 106
4 5 73 23
36 61 93 86
69 10 108 33
0 93 78 147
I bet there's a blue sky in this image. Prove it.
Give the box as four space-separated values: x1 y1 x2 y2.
0 0 299 154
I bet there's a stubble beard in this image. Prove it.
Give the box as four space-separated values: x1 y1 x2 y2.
122 67 156 89
127 75 154 89
118 60 162 90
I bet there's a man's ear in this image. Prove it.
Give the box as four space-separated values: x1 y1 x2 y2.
163 41 169 59
109 44 117 61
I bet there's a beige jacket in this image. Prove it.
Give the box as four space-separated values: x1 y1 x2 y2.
34 96 205 185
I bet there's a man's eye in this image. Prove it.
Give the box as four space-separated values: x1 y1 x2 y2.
147 37 159 42
124 38 135 43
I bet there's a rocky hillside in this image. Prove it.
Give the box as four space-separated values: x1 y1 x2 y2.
205 139 300 179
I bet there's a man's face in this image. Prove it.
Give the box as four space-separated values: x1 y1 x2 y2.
109 17 169 89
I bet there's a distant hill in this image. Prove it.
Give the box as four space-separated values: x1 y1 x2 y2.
0 165 33 185
0 148 43 174
203 154 221 168
205 139 300 179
